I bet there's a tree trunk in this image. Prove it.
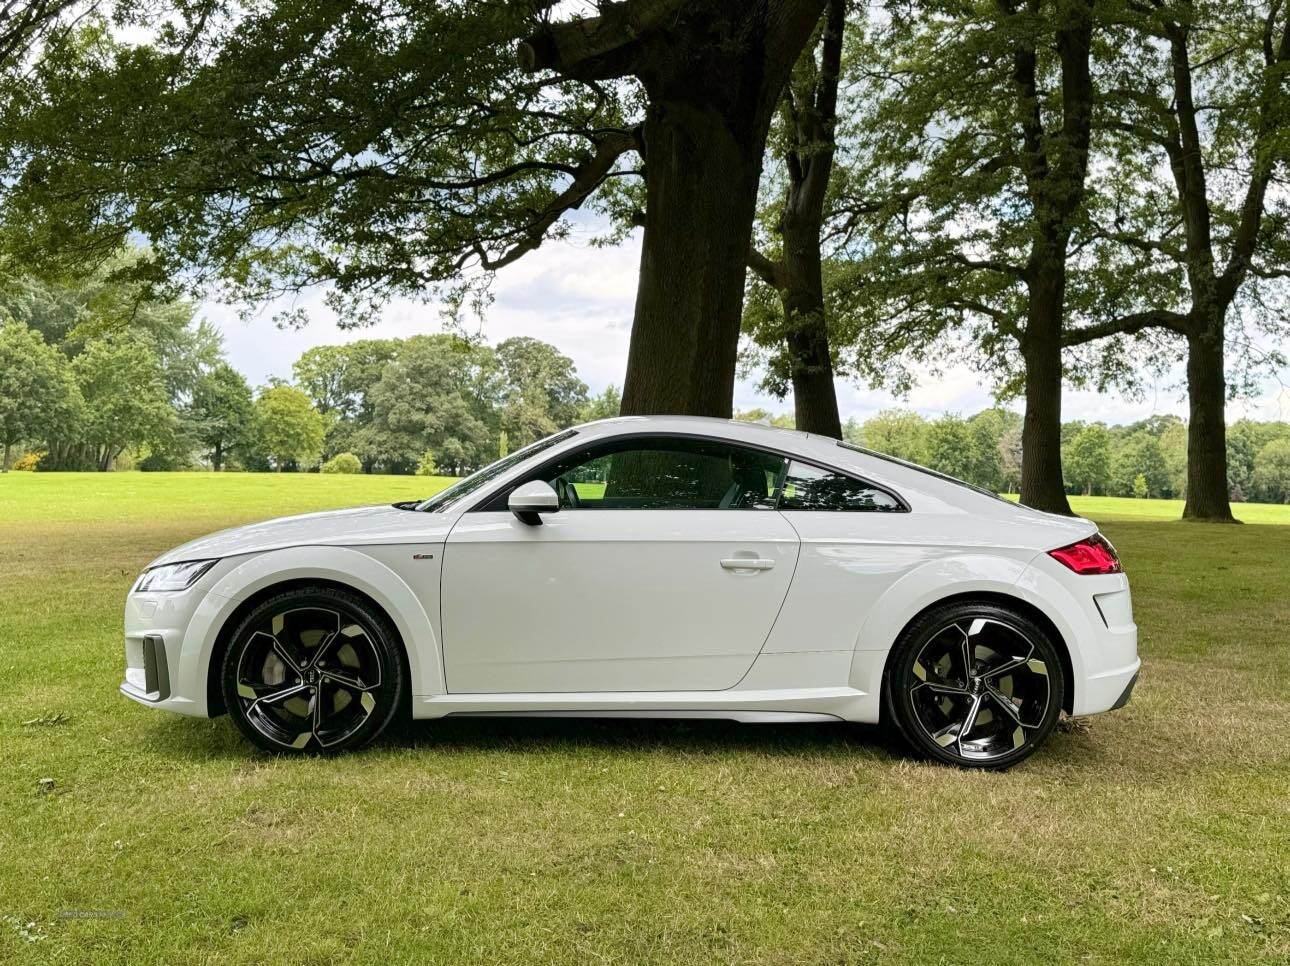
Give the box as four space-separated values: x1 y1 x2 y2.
1182 320 1237 522
213 441 223 472
780 202 842 438
1019 264 1074 515
620 100 765 417
2 440 9 472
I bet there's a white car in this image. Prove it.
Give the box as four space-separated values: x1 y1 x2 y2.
122 416 1139 768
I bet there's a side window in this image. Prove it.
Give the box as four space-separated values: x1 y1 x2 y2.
778 460 902 512
540 438 786 510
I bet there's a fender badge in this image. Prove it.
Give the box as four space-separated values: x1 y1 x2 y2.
412 553 435 560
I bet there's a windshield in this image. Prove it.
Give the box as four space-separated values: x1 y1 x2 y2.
411 429 579 513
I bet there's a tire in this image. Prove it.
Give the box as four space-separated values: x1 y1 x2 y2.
220 585 406 754
884 601 1066 770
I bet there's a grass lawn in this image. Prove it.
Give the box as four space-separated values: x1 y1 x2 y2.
1 473 1287 963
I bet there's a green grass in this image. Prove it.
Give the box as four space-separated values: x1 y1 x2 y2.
1 473 1287 963
1006 493 1290 525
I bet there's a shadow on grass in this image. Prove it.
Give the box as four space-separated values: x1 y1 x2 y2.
146 712 899 764
143 709 1123 779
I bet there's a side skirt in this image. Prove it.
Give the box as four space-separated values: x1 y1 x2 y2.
445 710 844 723
411 686 874 723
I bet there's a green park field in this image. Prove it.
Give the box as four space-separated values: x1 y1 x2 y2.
1 472 1287 963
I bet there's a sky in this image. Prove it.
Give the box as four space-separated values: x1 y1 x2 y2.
203 224 1290 428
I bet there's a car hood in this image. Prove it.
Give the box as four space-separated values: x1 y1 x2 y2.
149 504 456 567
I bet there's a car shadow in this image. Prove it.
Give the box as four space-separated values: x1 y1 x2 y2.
145 713 896 763
391 715 893 759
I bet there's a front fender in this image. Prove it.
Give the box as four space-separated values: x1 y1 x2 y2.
178 545 442 715
847 551 1042 696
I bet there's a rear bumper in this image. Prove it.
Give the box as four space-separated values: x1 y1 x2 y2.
1110 670 1139 711
1015 558 1140 717
1078 656 1141 715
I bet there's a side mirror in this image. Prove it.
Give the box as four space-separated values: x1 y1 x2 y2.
508 480 560 525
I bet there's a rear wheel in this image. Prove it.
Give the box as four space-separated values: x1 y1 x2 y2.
886 602 1065 769
221 586 405 754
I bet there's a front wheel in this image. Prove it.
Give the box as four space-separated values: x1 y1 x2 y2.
221 586 406 754
885 602 1066 769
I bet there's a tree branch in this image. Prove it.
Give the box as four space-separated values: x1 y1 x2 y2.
1062 309 1189 346
471 130 641 271
747 246 784 288
517 0 687 79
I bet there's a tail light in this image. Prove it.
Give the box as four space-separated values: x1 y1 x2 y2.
1048 534 1123 575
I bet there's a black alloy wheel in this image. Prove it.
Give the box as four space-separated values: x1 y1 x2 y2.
887 602 1066 769
221 586 405 754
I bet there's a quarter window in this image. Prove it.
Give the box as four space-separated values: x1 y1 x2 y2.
778 460 903 512
536 437 787 510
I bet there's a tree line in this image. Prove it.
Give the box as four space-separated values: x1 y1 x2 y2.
0 1 1286 520
0 262 619 473
4 262 1288 503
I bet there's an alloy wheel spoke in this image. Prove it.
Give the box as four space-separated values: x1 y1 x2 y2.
957 694 984 753
311 683 323 739
958 624 975 683
985 684 1026 727
304 631 339 670
320 669 374 691
241 682 307 711
246 631 302 675
981 656 1028 680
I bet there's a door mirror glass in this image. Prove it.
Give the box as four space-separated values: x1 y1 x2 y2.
508 480 560 524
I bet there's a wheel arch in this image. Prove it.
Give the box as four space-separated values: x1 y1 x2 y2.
204 577 413 717
876 591 1076 717
182 545 442 718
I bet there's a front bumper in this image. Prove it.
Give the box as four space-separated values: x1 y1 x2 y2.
120 563 236 717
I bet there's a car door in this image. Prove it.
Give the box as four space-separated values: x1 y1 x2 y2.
440 435 800 693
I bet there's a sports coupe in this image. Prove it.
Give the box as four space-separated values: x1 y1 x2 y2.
123 416 1139 768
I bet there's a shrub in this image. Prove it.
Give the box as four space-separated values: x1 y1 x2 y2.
11 451 42 471
1132 473 1149 499
416 451 438 476
321 452 362 474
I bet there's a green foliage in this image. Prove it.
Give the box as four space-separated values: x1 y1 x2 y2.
1110 432 1170 499
321 452 362 475
3 3 637 327
252 385 325 471
1228 420 1290 501
1252 439 1290 503
188 363 254 471
495 336 588 448
1066 426 1112 496
70 334 173 472
362 335 500 475
579 385 621 423
734 409 797 430
0 319 80 469
1132 473 1149 500
858 410 929 464
415 451 438 477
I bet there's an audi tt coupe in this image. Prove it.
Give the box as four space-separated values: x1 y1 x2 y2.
122 416 1139 768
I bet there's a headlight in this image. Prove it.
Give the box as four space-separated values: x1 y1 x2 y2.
134 559 218 593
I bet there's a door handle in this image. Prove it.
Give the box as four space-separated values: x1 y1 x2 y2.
720 557 775 572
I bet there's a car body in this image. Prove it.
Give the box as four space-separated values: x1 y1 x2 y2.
122 416 1139 766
